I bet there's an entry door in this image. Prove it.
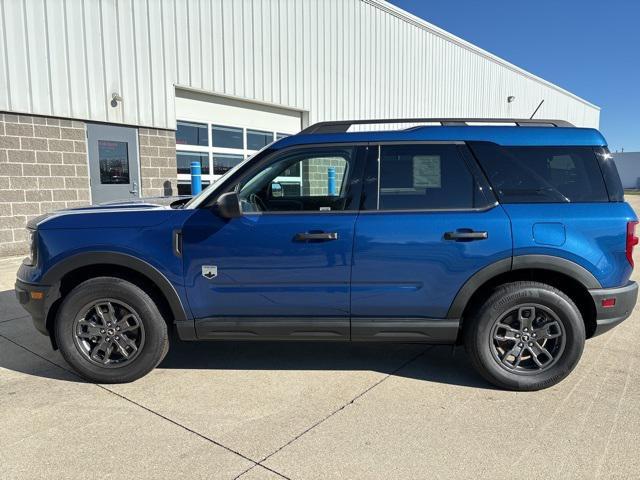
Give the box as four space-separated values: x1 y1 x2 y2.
350 143 512 341
181 145 366 340
87 124 140 204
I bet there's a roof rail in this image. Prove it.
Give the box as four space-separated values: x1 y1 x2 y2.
299 118 575 134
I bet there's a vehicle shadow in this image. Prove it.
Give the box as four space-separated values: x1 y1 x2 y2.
155 330 495 390
0 288 493 390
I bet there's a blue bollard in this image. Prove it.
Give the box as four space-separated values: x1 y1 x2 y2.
327 166 336 196
190 161 202 195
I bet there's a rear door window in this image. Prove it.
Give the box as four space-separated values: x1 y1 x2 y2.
366 144 492 210
468 143 609 203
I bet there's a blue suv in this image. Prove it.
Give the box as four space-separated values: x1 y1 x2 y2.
15 118 638 390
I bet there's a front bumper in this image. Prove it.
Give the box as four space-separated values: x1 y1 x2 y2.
589 281 638 337
15 278 56 337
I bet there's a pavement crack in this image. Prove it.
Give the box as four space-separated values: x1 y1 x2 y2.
0 333 292 480
258 346 432 466
0 314 30 324
97 385 292 480
232 465 257 480
232 464 291 480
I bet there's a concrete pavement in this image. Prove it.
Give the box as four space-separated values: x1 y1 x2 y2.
1 199 640 479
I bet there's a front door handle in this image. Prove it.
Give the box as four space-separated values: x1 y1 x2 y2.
444 230 488 241
129 181 138 195
294 232 339 242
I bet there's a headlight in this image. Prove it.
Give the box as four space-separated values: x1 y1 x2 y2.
24 229 38 266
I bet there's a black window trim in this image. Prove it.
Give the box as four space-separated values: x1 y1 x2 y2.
360 141 499 214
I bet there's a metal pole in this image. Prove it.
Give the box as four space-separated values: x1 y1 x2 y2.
327 166 336 196
191 161 202 195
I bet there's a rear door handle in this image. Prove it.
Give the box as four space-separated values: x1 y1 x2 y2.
444 230 488 241
294 232 338 242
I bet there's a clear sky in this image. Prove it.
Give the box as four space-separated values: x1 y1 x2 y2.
388 0 640 152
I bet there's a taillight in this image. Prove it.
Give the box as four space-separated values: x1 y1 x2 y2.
626 221 639 267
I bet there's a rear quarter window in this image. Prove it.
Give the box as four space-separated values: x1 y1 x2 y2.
468 143 610 203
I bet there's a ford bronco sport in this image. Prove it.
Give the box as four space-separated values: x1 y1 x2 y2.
15 118 638 391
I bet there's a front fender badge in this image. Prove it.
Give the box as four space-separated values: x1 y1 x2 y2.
202 265 218 279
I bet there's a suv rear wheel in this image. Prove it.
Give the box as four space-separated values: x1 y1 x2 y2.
464 281 585 391
55 277 169 383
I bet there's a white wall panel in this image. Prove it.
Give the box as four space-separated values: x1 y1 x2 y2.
25 0 51 116
0 0 600 130
3 0 31 113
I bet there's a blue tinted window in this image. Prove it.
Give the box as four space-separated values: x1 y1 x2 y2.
213 153 244 175
275 132 289 140
212 125 243 149
469 143 609 203
247 130 273 150
177 151 209 175
176 121 208 146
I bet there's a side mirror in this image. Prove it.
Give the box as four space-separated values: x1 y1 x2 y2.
215 192 243 219
270 181 283 198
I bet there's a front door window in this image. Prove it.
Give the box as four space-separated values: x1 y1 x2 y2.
237 147 356 213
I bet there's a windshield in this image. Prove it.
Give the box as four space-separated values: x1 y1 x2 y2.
185 144 275 209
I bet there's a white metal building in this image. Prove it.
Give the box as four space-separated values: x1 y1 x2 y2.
0 0 600 255
613 152 640 189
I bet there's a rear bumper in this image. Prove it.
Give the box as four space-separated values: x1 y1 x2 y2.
589 281 638 337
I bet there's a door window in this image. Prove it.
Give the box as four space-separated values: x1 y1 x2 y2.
98 140 130 185
369 144 490 210
237 147 357 212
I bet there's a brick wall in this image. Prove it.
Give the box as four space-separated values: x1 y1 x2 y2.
301 157 346 196
139 128 177 197
0 113 90 257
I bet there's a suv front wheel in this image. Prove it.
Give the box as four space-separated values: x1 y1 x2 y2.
464 281 585 391
55 277 169 383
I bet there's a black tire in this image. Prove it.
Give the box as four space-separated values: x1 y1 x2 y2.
464 281 585 391
55 277 169 383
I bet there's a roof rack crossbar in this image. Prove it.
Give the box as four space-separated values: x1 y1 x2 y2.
300 118 575 134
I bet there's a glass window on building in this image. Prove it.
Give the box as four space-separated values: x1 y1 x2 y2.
178 181 210 196
177 151 210 175
176 121 208 146
211 125 243 149
213 153 244 175
246 129 273 150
